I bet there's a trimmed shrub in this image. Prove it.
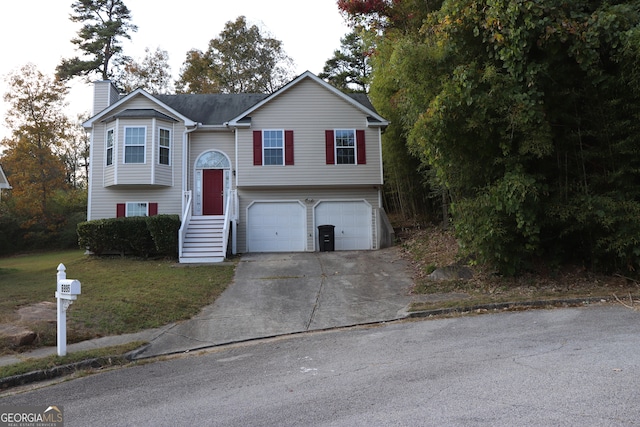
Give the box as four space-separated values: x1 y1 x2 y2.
146 215 180 257
77 215 181 258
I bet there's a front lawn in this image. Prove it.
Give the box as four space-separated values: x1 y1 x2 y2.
0 251 235 353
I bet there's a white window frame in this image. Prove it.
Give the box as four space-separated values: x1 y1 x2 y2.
126 202 148 217
106 128 114 166
263 129 284 166
123 126 146 164
158 127 171 166
334 129 357 165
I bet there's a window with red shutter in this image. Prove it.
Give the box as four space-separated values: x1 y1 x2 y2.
325 130 335 164
253 131 262 165
285 130 294 165
356 130 366 165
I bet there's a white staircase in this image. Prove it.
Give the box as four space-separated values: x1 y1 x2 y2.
179 215 225 263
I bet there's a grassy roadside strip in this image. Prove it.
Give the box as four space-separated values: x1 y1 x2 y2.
0 342 145 389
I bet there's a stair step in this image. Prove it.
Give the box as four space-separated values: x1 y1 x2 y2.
185 233 223 239
184 242 223 248
180 216 227 263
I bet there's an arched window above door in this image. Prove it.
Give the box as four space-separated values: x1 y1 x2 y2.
196 151 230 169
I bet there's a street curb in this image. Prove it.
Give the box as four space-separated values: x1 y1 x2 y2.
0 348 144 391
407 296 615 318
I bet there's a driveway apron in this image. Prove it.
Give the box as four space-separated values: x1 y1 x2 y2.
136 248 415 358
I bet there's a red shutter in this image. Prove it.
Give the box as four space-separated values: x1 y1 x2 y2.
285 130 294 165
253 131 262 165
325 130 335 165
356 130 366 165
116 203 126 217
149 203 158 216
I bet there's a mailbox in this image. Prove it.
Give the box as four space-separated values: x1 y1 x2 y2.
57 279 81 298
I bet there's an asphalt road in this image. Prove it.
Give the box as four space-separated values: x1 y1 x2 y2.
2 305 639 426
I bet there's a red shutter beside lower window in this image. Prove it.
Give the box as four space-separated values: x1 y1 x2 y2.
285 130 294 165
325 130 335 164
149 203 158 216
116 203 125 217
356 130 366 165
253 131 262 165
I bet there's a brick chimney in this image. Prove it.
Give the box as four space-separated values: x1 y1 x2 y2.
92 80 121 115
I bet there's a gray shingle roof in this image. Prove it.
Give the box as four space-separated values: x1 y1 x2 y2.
153 92 378 126
155 94 268 125
103 108 178 123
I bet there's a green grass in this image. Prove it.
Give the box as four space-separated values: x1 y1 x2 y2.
0 251 236 351
0 342 145 380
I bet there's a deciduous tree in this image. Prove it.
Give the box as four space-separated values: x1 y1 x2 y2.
2 65 71 231
343 0 640 274
116 47 173 93
176 16 294 94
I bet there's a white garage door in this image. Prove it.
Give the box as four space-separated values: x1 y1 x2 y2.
247 202 306 252
315 201 372 250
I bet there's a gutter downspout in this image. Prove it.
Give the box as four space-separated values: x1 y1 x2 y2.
225 121 239 255
182 123 200 216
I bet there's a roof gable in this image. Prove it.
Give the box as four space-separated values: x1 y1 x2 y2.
83 89 197 129
228 71 389 127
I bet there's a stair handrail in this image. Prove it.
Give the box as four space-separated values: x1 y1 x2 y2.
179 190 192 259
221 189 236 258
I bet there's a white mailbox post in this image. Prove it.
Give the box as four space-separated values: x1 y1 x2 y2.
55 263 81 356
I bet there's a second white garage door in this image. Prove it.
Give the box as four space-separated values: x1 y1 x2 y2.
315 201 372 250
247 202 306 252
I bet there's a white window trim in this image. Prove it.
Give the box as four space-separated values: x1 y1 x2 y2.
126 201 149 217
158 127 171 166
123 126 147 164
334 129 357 165
106 128 115 166
263 129 285 166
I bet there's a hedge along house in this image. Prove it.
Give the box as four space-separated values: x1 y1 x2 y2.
83 71 391 263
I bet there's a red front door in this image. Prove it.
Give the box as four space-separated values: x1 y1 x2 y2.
203 169 224 215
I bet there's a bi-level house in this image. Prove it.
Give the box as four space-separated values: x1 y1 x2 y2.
83 71 391 262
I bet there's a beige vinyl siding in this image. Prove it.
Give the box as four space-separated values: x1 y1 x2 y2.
187 131 236 193
118 120 152 184
88 94 186 220
236 187 380 253
152 121 177 186
154 164 172 186
89 186 183 220
92 81 120 115
236 78 383 187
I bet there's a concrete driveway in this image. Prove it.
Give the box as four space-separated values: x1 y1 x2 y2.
136 248 416 358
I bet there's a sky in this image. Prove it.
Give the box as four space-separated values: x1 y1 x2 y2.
0 0 351 140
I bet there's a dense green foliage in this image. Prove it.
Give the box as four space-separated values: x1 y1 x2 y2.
56 0 137 81
176 16 294 94
319 31 372 93
1 65 88 254
77 215 180 258
343 0 640 274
